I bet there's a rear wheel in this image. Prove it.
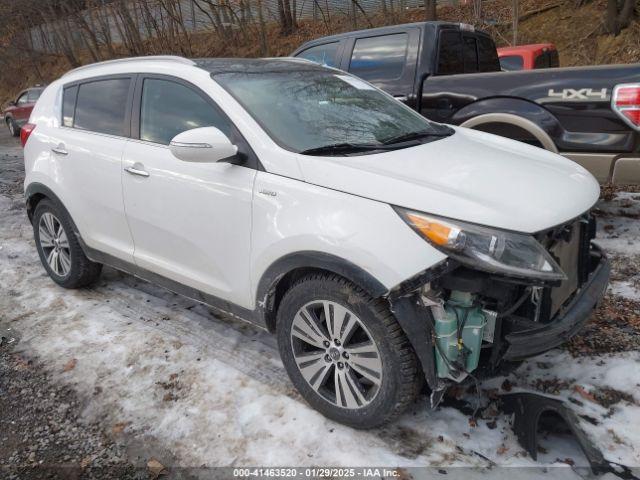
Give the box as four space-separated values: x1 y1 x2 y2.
277 273 421 428
33 199 102 288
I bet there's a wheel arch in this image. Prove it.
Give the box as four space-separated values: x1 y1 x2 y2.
25 183 80 236
256 251 388 333
452 97 561 153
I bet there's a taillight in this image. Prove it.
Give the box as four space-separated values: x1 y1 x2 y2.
612 83 640 130
20 123 36 148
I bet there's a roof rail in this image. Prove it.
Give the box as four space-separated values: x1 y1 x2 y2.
63 56 196 77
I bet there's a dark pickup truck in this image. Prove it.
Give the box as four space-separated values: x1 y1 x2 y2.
292 22 640 184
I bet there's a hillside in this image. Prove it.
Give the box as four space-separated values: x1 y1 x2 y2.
1 0 638 105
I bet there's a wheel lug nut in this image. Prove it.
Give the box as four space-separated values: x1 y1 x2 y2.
324 354 331 362
337 362 344 369
343 352 349 359
334 339 341 346
323 340 330 348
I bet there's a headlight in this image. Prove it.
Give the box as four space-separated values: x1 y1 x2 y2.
395 208 567 282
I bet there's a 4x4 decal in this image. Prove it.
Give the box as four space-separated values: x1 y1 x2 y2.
548 88 609 101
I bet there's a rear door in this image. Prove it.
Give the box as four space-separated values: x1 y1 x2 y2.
52 76 136 263
121 75 257 308
344 28 421 105
13 91 31 125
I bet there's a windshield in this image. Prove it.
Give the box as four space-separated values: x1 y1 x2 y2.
214 70 452 155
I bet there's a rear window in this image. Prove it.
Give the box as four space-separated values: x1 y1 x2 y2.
27 89 43 102
297 42 340 67
463 36 479 73
62 86 78 127
499 55 524 71
73 78 130 136
436 31 463 75
477 36 500 72
348 33 408 82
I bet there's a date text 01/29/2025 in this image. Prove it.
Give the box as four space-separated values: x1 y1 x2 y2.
232 467 402 478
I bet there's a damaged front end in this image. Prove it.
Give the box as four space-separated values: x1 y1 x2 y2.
389 210 610 397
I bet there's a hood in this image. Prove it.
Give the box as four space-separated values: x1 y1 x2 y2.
296 127 600 233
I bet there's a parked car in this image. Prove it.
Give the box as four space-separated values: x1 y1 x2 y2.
497 43 559 71
293 22 640 184
3 86 45 136
22 56 609 428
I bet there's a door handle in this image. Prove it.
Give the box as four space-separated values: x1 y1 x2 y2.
124 166 150 177
51 145 68 155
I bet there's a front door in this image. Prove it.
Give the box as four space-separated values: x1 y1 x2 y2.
122 76 256 309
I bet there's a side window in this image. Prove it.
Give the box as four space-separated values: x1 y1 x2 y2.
139 78 230 145
27 89 43 102
499 55 524 71
548 49 559 68
297 43 340 67
348 33 408 82
74 78 131 136
436 31 463 75
477 36 500 72
16 93 29 105
463 36 479 73
62 86 78 127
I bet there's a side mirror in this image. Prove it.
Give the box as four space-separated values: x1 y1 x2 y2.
169 127 238 163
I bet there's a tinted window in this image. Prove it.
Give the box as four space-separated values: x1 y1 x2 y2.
62 86 78 128
74 78 130 136
27 89 43 102
140 78 230 145
463 36 478 73
436 31 463 75
534 52 550 69
499 55 524 71
349 34 408 82
297 43 340 67
16 93 29 105
477 36 500 72
549 49 559 68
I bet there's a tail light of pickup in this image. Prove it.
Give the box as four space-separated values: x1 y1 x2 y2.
612 83 640 130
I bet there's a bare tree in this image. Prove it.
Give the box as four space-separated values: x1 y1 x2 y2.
512 0 519 45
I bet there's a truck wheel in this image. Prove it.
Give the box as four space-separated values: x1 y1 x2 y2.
33 199 102 288
277 273 421 428
6 118 19 137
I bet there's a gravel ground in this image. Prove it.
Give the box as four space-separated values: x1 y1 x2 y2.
0 334 143 480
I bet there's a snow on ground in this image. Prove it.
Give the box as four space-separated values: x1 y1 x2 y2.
1 170 640 475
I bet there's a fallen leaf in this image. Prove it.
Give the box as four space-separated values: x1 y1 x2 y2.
112 422 130 435
573 385 596 403
147 458 165 478
468 417 477 428
80 456 92 469
63 358 77 372
497 445 509 455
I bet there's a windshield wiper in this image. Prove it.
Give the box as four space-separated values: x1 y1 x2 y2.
383 129 452 145
299 143 384 156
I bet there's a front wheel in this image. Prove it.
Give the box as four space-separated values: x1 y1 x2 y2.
6 118 19 137
277 273 421 428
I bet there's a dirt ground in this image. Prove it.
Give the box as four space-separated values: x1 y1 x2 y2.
1 126 640 478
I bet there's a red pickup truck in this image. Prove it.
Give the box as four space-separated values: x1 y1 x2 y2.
497 43 559 71
3 86 45 137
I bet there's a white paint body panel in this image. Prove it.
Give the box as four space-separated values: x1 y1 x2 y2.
24 57 599 313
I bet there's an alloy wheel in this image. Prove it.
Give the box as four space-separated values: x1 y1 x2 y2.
38 212 72 277
290 300 383 409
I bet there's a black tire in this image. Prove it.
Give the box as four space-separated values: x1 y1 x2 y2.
276 273 421 429
6 117 19 137
33 199 102 288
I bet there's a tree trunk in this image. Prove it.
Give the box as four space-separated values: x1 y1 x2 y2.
423 0 436 21
605 0 636 35
512 0 519 45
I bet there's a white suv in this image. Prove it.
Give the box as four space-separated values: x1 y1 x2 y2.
22 56 609 428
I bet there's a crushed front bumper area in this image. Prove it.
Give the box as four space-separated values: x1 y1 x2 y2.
503 249 610 361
